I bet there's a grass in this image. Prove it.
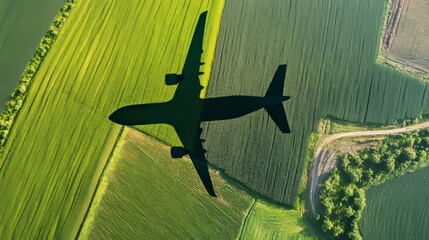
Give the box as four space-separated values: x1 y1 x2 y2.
239 200 317 240
201 0 429 206
318 117 398 135
0 0 223 238
360 167 429 239
383 0 429 78
79 128 319 239
319 129 429 239
79 128 253 239
0 0 65 111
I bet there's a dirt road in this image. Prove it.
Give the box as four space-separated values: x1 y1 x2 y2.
308 121 429 214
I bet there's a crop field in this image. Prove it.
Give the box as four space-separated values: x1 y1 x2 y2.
360 167 429 240
240 200 317 240
201 0 429 205
0 0 65 111
79 128 253 239
0 0 223 238
383 0 429 76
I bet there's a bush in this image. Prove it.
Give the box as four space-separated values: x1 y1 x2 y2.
320 130 429 239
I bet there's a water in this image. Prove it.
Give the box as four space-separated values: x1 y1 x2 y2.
0 0 66 111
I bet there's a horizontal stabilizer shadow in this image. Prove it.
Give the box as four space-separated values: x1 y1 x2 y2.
201 65 290 133
265 65 290 133
109 10 291 197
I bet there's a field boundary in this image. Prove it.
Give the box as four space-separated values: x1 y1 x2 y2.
75 126 125 239
237 199 257 240
130 126 299 209
0 0 77 157
308 121 429 214
376 0 429 80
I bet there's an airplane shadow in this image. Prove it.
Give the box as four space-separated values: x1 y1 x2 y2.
109 11 290 196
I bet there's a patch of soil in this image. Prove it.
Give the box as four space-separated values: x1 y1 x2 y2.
383 0 405 49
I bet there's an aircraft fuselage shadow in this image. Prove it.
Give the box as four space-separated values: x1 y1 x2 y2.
109 11 291 197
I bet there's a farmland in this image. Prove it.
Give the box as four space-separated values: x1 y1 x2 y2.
79 128 253 239
360 167 429 240
379 0 429 79
239 200 317 240
320 129 429 238
2 0 429 238
79 128 318 239
202 0 429 206
0 0 223 238
0 0 66 111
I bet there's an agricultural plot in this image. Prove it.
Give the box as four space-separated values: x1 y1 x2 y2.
380 0 429 78
239 200 317 240
0 0 223 238
0 0 65 111
201 0 429 205
79 128 253 239
360 167 429 240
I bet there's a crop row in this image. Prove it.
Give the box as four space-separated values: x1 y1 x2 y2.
79 128 252 239
0 0 76 156
202 0 429 206
0 0 222 238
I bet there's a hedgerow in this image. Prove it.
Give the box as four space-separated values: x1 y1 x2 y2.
320 129 429 239
0 0 77 153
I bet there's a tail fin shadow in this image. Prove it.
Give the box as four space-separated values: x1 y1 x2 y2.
265 65 291 133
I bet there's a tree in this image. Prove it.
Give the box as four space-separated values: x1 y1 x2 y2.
348 231 363 240
417 150 427 162
0 129 8 140
323 219 334 231
344 184 355 197
369 151 381 164
404 148 417 160
348 167 362 183
332 225 344 236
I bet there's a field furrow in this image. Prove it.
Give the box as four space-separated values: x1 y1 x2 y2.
360 165 429 239
202 0 429 205
0 0 223 238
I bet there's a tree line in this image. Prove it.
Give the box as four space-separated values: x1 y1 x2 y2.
0 0 77 154
320 129 429 239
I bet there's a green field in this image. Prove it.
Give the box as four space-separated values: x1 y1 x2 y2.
240 200 317 240
0 0 65 111
320 129 429 239
80 128 317 239
0 0 223 238
80 128 253 239
201 0 429 206
3 0 429 238
384 0 429 76
360 167 429 240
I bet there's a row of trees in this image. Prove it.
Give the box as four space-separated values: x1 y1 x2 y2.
0 0 76 153
320 129 429 239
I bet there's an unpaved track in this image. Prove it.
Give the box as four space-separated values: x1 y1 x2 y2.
308 122 429 214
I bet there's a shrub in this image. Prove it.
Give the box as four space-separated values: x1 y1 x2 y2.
320 130 429 239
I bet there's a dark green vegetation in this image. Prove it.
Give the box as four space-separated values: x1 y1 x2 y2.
0 0 223 238
3 0 428 238
201 0 429 206
0 0 75 152
320 129 429 239
0 0 66 111
80 128 253 239
360 167 429 240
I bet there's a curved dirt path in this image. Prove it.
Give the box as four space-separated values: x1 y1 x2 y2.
309 121 429 214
